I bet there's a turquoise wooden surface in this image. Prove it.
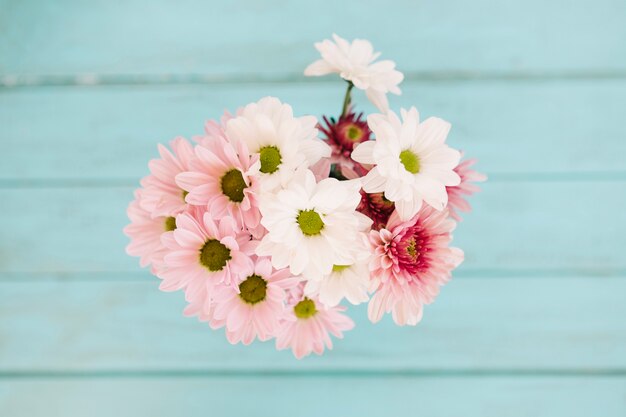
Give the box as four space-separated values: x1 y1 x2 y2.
1 1 625 416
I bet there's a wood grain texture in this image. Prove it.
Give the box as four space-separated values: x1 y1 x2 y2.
1 277 624 371
2 0 626 81
2 80 626 181
1 377 625 417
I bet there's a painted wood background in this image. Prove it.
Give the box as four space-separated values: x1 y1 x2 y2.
1 0 625 415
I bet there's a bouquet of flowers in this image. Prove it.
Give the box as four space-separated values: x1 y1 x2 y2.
125 34 485 358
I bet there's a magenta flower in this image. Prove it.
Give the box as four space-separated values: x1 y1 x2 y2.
368 207 464 325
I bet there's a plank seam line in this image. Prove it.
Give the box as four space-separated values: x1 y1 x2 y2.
1 369 625 379
3 70 626 88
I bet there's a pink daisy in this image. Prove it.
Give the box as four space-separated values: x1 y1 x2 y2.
213 257 299 345
176 136 261 229
368 206 464 326
158 210 256 296
319 110 371 179
446 157 487 221
140 137 195 218
275 294 354 359
194 109 241 147
124 189 175 273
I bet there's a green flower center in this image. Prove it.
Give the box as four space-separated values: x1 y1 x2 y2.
220 169 247 203
238 274 267 305
399 149 420 174
347 125 362 141
259 146 282 174
182 190 189 201
164 216 177 232
297 209 324 236
294 298 317 319
332 264 351 272
406 238 417 258
199 239 232 272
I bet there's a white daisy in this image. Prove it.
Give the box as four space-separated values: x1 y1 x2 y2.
304 34 404 112
304 260 371 307
225 96 331 191
256 168 370 280
352 107 461 220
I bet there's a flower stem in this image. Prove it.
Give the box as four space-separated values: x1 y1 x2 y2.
341 82 354 117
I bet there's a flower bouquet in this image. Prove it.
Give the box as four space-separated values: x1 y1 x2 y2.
125 34 485 358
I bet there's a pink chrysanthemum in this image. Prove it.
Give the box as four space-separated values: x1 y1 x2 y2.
124 189 175 272
446 158 487 221
275 294 354 359
176 136 261 229
320 110 371 179
159 211 256 297
357 190 396 230
140 137 195 218
368 207 464 326
212 257 299 345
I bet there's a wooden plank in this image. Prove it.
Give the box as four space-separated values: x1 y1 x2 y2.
2 80 626 180
0 277 624 371
1 377 624 417
1 0 625 79
1 180 624 274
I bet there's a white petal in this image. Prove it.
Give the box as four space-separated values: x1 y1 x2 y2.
304 59 335 76
351 140 377 164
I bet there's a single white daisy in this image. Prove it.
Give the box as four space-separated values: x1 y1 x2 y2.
304 34 404 112
352 107 461 220
225 96 330 191
304 260 371 307
256 168 370 281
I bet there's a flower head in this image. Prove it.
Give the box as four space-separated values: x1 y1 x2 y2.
446 157 487 221
176 136 261 229
357 191 395 230
320 110 371 179
352 108 461 220
140 137 194 218
276 295 354 359
159 211 256 296
225 97 330 191
368 207 464 325
256 169 370 280
124 189 174 272
213 257 299 345
305 34 403 112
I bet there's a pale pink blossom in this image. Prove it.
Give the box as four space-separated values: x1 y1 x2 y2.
275 295 354 359
176 136 261 229
446 158 487 221
368 206 464 326
159 211 256 297
140 137 195 218
213 258 299 345
124 189 173 273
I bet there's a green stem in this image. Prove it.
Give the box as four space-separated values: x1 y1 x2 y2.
340 82 354 117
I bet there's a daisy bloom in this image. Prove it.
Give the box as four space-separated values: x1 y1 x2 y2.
176 136 261 229
276 296 354 359
124 189 175 272
256 168 369 280
140 137 194 218
159 211 256 296
225 97 330 191
368 207 464 326
352 107 461 221
446 157 487 221
320 110 371 179
304 260 370 307
304 34 404 112
213 257 299 345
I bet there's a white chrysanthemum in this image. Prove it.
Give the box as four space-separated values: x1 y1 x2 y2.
225 96 331 191
304 34 404 112
352 107 461 220
304 260 370 307
256 169 371 280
